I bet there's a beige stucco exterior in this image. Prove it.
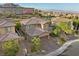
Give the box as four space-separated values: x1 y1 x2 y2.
25 23 49 31
0 26 15 35
43 22 50 30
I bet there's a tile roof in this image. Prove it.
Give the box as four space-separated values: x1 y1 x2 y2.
25 28 49 37
0 19 15 27
20 17 49 25
1 3 20 8
20 19 30 25
0 32 20 42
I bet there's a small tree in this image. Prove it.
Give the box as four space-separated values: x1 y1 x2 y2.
73 19 79 31
31 36 41 52
57 22 73 34
2 40 19 56
15 21 21 30
50 26 61 37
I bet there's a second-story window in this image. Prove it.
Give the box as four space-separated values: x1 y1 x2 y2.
5 27 11 33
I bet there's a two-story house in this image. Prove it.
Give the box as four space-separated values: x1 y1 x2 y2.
20 17 50 40
21 17 50 30
0 19 22 42
0 20 15 35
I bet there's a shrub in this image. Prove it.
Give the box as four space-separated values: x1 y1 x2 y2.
31 36 41 52
73 19 79 30
2 40 19 56
57 22 73 34
15 21 21 30
50 26 61 37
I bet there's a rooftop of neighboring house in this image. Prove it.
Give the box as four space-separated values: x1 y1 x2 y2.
20 17 49 25
0 3 20 8
51 17 72 23
22 8 34 14
0 32 20 42
0 19 15 27
25 28 49 37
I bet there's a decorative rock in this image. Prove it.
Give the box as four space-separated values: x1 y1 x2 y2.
41 50 46 53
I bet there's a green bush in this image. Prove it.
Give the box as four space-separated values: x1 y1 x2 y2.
50 22 73 37
50 26 61 37
73 19 79 30
2 40 19 56
57 22 73 34
31 36 41 52
15 21 21 30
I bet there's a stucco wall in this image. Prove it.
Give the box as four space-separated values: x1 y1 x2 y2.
0 26 15 35
43 22 50 30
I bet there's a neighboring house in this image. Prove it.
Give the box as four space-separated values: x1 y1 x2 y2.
0 19 22 42
0 3 34 15
0 20 15 35
22 8 34 14
21 17 50 31
0 32 20 42
20 17 50 40
0 3 20 14
0 32 23 56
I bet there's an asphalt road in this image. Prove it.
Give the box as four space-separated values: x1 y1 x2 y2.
60 41 79 56
46 39 79 56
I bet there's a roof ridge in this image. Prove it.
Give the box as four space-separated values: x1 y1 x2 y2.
26 17 46 24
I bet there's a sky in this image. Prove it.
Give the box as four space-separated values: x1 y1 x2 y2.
18 3 79 11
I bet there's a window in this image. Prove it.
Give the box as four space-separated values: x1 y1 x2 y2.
5 27 11 33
